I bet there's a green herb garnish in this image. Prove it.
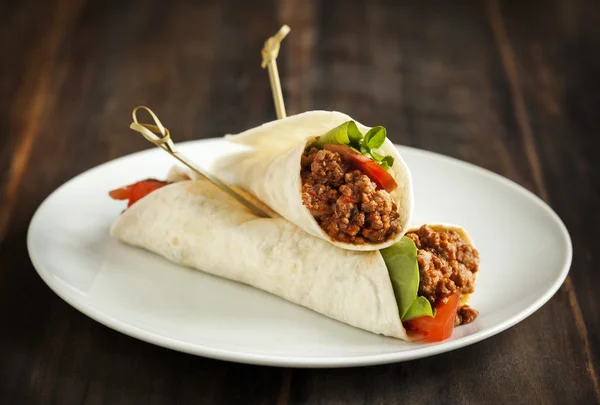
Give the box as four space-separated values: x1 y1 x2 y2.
310 120 395 171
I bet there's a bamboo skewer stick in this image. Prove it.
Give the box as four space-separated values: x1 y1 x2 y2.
129 106 272 218
261 25 290 119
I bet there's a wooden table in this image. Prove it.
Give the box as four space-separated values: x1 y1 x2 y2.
1 0 598 403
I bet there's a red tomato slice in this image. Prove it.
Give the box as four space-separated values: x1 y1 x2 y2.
108 185 132 200
127 180 168 207
109 179 168 207
404 292 460 343
323 144 398 193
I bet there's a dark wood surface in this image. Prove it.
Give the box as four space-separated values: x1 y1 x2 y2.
1 0 599 403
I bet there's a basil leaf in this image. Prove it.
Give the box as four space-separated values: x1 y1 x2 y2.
403 296 434 321
380 237 420 319
360 128 394 170
370 150 385 162
382 155 394 167
364 126 386 150
370 151 393 171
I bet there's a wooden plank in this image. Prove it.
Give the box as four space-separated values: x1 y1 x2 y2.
492 0 600 401
0 0 83 247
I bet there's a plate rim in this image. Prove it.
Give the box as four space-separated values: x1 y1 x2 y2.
26 139 573 368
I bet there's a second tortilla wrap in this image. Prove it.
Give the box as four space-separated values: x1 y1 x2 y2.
211 110 414 252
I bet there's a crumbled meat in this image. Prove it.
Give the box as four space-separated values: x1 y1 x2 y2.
406 225 480 325
301 183 339 218
303 148 348 187
413 249 456 302
455 305 479 326
301 148 401 244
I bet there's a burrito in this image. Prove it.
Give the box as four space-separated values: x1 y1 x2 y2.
211 111 414 251
107 175 480 342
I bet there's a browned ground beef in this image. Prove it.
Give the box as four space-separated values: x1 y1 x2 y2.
301 148 401 244
406 225 480 326
455 305 479 326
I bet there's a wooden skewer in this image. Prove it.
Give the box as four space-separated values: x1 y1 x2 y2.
129 106 272 218
261 25 290 120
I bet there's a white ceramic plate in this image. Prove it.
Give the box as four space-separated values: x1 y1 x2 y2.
27 139 572 368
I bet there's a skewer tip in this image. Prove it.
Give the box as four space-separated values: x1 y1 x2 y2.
261 24 291 69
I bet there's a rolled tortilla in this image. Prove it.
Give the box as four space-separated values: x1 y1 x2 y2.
110 178 410 340
210 110 414 252
109 175 479 340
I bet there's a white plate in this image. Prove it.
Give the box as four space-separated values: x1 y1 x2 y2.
27 139 572 368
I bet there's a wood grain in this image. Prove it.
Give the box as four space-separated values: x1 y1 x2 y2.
0 0 82 247
492 0 600 401
1 0 598 404
486 0 548 199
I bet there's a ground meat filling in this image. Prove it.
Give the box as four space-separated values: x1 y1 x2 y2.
455 305 479 326
406 225 480 326
301 148 401 244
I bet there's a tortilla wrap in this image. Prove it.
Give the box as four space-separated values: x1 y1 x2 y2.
110 178 410 340
210 110 414 252
110 173 478 340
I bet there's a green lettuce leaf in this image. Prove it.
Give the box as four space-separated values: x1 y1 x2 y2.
403 296 435 321
312 120 362 148
380 237 433 320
